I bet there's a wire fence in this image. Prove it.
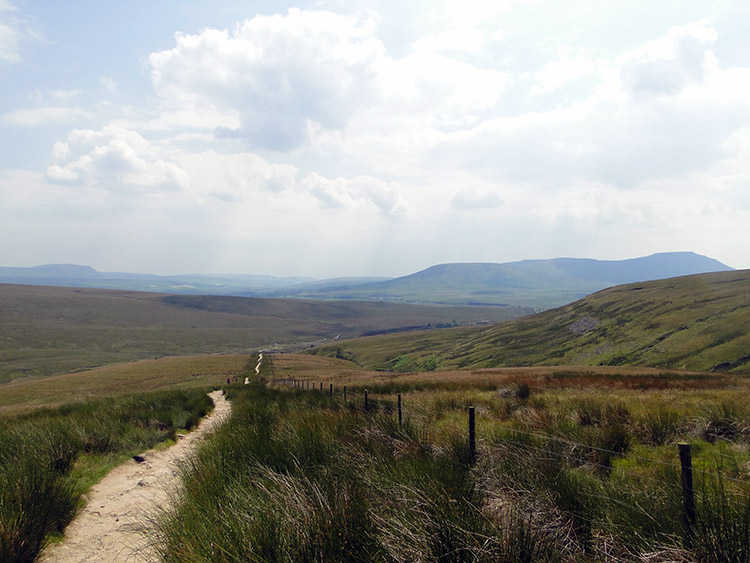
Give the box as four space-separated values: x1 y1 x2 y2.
273 374 750 541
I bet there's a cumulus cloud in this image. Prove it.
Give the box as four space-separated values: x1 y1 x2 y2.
302 173 407 214
46 126 190 190
146 7 512 148
170 150 298 202
148 9 386 150
618 22 718 98
427 20 750 191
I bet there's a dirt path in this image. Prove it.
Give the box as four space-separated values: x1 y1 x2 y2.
40 390 231 563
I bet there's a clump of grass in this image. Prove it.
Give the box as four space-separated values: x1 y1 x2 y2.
155 384 505 561
158 378 750 561
693 471 750 562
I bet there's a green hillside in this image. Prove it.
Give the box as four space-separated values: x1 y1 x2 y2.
0 284 529 383
312 269 750 373
281 252 731 308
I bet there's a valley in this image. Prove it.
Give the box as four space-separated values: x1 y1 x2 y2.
2 262 750 562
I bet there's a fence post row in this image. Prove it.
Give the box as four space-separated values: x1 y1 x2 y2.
278 380 710 533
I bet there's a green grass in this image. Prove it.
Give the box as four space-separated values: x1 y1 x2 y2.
153 369 750 561
0 353 249 415
311 270 750 373
0 389 216 563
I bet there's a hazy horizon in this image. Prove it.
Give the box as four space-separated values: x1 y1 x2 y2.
0 250 735 281
2 1 750 277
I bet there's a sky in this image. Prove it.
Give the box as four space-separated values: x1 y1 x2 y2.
1 0 749 278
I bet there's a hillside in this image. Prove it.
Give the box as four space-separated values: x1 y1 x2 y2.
276 252 732 308
0 284 529 383
312 269 750 373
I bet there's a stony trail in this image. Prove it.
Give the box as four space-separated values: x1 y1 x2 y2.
40 389 231 563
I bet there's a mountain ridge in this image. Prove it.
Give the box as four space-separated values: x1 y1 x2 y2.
278 252 732 308
0 252 732 310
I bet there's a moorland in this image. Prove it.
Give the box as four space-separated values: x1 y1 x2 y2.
0 283 526 384
2 265 750 561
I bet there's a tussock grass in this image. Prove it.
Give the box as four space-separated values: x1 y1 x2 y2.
154 375 750 561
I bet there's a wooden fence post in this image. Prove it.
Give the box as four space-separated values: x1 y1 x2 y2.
329 383 333 397
364 389 369 412
678 443 696 539
320 382 323 392
344 385 347 402
398 394 402 427
469 406 476 464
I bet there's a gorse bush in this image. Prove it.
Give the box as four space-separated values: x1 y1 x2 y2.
0 389 213 563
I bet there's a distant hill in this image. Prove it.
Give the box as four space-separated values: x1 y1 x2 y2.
280 252 732 309
0 264 317 295
0 253 731 310
0 284 530 383
312 269 750 373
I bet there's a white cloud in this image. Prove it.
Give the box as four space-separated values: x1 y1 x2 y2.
100 77 118 93
451 187 504 210
46 125 190 190
0 21 19 63
302 173 407 214
2 106 91 126
146 7 511 148
148 9 387 149
170 150 299 202
532 49 599 95
618 22 718 98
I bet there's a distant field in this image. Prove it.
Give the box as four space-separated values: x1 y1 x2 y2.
0 283 529 383
312 270 750 373
0 354 249 415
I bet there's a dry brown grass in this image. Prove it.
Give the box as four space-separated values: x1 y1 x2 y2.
269 353 735 392
0 354 249 415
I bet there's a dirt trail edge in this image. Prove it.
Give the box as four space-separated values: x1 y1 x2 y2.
40 389 231 563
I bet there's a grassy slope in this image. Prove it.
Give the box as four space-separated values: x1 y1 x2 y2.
0 284 529 383
312 270 750 373
0 354 249 415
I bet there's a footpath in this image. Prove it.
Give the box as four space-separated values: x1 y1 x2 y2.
40 389 231 563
